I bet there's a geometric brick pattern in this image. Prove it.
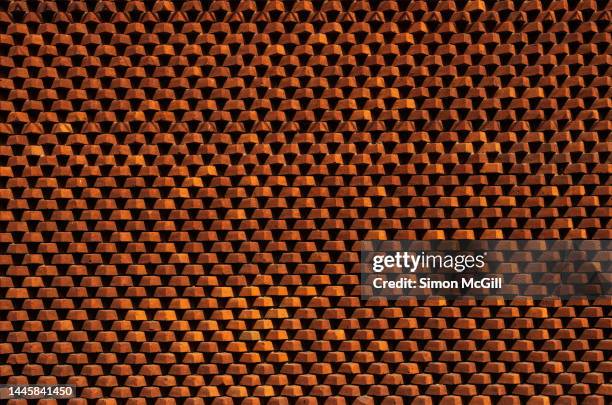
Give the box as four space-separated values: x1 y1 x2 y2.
0 1 610 404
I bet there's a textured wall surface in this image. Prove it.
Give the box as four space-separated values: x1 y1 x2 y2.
0 0 610 404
